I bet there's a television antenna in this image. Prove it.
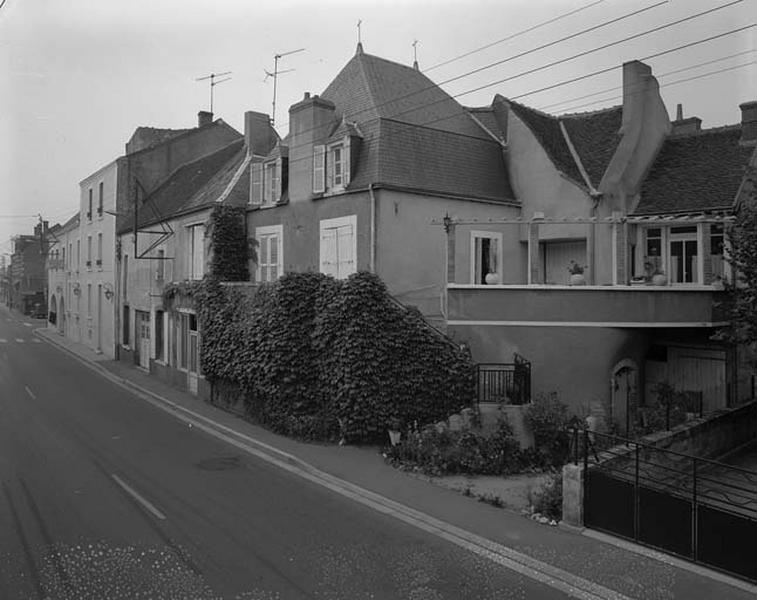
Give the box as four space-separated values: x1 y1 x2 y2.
266 48 305 126
195 71 232 114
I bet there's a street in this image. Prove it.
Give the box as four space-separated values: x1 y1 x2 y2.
0 312 567 600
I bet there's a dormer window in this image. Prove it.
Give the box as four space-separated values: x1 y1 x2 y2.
330 144 344 188
263 161 280 205
313 138 356 194
251 153 288 206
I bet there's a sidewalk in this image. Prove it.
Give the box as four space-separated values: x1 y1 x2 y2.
33 325 757 600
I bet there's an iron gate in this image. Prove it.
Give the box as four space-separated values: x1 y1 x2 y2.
578 429 757 582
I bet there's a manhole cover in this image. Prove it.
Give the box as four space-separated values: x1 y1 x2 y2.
195 455 242 471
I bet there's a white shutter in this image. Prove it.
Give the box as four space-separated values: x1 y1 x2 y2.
259 235 269 282
250 162 263 205
273 159 282 202
320 228 337 277
270 234 279 278
313 145 325 193
192 225 204 279
342 139 351 187
337 224 355 278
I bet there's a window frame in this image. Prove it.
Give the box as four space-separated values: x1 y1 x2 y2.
255 224 284 283
470 230 504 285
329 143 345 189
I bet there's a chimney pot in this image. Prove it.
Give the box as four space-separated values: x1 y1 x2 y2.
198 111 213 127
304 92 311 100
739 101 757 145
676 103 683 121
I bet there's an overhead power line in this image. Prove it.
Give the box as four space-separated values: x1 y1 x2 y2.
425 0 609 72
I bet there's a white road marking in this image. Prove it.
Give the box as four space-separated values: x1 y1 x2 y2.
15 339 24 343
0 339 6 343
31 339 41 343
25 386 36 400
23 323 32 327
111 474 167 521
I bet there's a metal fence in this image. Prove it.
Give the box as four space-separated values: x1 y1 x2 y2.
576 429 757 583
475 355 531 405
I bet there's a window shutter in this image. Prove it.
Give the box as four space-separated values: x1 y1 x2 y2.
250 162 262 205
342 139 351 187
274 159 282 202
337 224 355 277
325 147 333 191
313 145 326 193
320 228 337 277
259 235 269 281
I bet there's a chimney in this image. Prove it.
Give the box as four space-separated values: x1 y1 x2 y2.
670 103 701 136
198 110 213 127
288 92 336 199
740 101 757 145
244 110 276 156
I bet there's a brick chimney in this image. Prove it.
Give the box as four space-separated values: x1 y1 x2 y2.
288 92 336 200
740 101 757 145
198 111 213 127
244 111 277 156
671 103 701 136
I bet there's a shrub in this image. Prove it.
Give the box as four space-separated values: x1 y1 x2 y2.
529 471 563 521
526 392 570 466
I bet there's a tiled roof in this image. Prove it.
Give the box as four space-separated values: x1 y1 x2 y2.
503 98 623 189
126 127 193 154
321 50 489 139
465 107 506 140
349 118 515 203
119 140 245 233
635 126 754 215
561 106 622 187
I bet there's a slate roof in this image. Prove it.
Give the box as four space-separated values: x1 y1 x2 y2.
321 49 489 140
126 127 193 154
119 139 246 233
348 118 514 202
634 126 754 215
503 98 623 190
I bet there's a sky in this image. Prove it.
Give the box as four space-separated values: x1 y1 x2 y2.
1 0 755 260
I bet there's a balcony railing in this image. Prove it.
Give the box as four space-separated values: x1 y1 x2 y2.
475 356 531 405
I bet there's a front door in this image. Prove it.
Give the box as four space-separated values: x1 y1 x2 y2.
136 311 150 370
612 365 637 436
187 313 199 394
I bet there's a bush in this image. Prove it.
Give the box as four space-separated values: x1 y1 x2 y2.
526 392 570 466
386 419 525 476
529 471 563 521
194 271 474 443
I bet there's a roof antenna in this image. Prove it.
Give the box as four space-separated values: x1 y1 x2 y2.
412 39 419 70
266 48 305 127
357 19 363 53
195 71 232 115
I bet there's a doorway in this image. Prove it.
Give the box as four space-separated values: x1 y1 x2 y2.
136 310 150 370
612 360 638 436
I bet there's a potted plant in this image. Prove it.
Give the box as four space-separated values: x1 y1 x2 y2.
567 260 587 286
387 416 403 446
651 268 667 286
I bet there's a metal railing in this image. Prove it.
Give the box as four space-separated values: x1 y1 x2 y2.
576 428 757 582
475 356 531 405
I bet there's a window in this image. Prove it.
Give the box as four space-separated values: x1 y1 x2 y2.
644 228 663 276
330 144 344 188
471 231 504 284
62 247 66 271
122 254 128 299
313 145 326 193
179 313 189 370
123 305 130 345
263 161 280 205
97 233 103 267
256 225 283 282
76 240 81 270
669 226 698 284
88 188 93 220
188 224 204 280
87 284 92 316
155 310 164 361
156 249 165 281
320 215 356 279
710 224 725 280
98 182 104 216
86 236 92 268
68 243 72 270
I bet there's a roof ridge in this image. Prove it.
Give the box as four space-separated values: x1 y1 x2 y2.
558 105 623 119
669 123 741 138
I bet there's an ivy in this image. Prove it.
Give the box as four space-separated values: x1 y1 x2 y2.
195 271 475 443
206 204 252 282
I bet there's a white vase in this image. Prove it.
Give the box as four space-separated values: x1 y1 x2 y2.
388 430 401 446
652 273 667 286
569 273 586 286
484 272 500 285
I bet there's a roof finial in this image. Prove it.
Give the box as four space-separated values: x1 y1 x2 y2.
356 20 363 54
412 39 419 70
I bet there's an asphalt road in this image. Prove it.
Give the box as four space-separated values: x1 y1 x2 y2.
0 312 569 600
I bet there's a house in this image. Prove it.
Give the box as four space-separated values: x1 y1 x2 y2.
247 44 519 326
444 60 757 430
47 212 79 337
9 220 55 316
56 111 242 359
116 111 277 396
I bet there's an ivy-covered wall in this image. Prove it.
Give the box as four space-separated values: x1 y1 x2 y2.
194 271 475 442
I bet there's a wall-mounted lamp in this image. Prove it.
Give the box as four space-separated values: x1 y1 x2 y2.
442 213 452 234
103 285 114 301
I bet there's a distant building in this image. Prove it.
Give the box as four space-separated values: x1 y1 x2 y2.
47 212 80 338
9 220 55 316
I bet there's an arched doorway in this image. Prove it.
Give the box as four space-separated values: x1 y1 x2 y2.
49 295 57 328
611 359 638 436
59 297 66 334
